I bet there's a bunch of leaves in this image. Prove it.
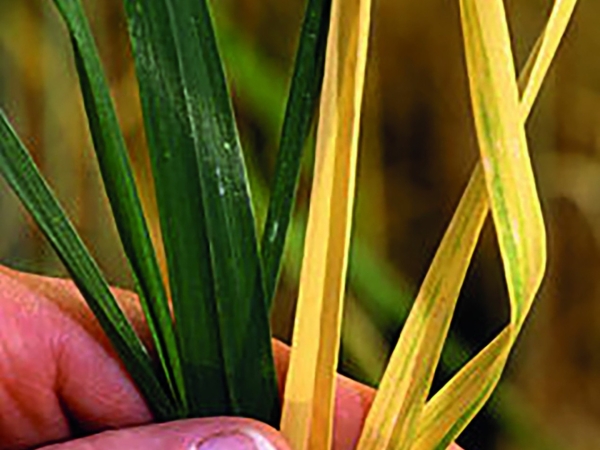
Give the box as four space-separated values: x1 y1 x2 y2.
280 0 578 449
0 0 579 449
0 0 330 426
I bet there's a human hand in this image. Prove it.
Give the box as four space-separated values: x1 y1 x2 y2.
0 265 462 449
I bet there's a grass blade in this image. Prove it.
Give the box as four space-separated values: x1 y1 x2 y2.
0 110 176 419
412 2 576 446
123 0 278 423
356 0 576 447
51 0 184 414
356 166 489 449
519 0 579 117
260 0 332 306
280 0 373 447
123 1 225 418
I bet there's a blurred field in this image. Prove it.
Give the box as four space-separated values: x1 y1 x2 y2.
0 0 598 448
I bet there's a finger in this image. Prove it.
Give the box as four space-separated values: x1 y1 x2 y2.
38 417 290 450
0 266 463 450
0 266 150 449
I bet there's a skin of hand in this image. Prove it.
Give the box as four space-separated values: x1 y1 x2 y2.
0 265 462 450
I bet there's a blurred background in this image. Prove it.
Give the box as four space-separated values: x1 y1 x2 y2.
0 0 598 448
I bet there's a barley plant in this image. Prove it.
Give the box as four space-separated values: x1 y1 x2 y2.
0 0 579 449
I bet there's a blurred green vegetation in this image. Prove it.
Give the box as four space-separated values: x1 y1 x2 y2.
1 0 599 448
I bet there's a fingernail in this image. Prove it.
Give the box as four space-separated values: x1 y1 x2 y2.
195 429 277 450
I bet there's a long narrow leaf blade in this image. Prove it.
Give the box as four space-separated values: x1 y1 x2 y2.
123 0 278 423
519 0 579 117
356 0 576 448
0 110 176 419
413 2 576 446
261 0 331 306
51 0 184 413
356 166 489 449
280 0 372 447
123 0 226 418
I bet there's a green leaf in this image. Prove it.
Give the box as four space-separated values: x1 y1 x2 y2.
51 0 185 415
0 110 177 420
123 0 279 424
261 0 332 306
121 0 224 419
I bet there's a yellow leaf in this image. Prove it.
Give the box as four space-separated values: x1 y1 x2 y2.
357 165 489 449
520 0 580 117
280 0 372 448
355 1 577 449
414 0 576 447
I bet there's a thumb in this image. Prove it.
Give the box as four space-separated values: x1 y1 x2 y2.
38 417 290 450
